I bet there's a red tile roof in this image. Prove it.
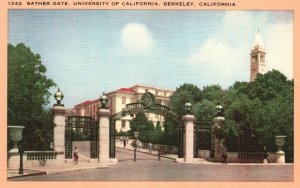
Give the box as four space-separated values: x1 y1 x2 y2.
117 88 135 93
74 100 93 107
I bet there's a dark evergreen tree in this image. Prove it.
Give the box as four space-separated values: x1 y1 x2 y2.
8 43 56 150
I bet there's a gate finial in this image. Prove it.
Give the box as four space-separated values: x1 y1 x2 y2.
100 92 108 109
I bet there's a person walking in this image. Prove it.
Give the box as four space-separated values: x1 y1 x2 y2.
221 145 227 164
123 139 127 148
148 142 152 154
73 146 79 165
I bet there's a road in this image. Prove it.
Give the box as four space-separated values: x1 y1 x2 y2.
15 147 293 181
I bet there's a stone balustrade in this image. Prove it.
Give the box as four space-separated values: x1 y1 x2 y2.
199 150 276 163
238 152 264 161
8 150 65 169
25 151 63 160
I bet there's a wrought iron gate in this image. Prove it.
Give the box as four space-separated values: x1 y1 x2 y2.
109 92 183 158
65 116 99 159
194 122 212 158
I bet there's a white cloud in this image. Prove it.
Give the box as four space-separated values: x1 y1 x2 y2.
264 22 293 79
186 38 235 66
121 23 155 55
184 38 246 85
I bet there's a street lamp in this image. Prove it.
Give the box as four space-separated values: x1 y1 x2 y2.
215 103 224 117
133 131 140 161
184 102 192 115
99 92 108 109
18 144 24 174
54 88 64 106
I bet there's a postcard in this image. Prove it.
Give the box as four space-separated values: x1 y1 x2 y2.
0 0 299 187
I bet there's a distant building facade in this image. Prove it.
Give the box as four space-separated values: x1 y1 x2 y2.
250 30 267 82
73 85 174 132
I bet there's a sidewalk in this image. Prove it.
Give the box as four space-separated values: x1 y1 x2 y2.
117 141 217 164
116 140 178 160
9 141 291 179
7 161 109 180
117 140 294 165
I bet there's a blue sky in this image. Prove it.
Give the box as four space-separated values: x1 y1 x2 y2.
8 10 293 108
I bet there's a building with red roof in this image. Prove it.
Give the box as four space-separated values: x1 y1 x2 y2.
73 84 174 132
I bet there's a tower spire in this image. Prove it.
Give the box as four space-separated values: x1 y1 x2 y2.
252 29 264 50
250 29 266 82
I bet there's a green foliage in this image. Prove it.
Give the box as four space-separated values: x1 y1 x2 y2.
160 120 178 146
128 112 177 145
169 83 202 117
115 130 130 137
128 112 157 143
167 70 293 161
8 43 56 150
193 99 215 122
227 71 293 160
72 129 91 141
201 84 225 102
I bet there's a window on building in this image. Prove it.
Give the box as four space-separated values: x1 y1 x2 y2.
261 55 265 63
130 97 135 103
122 96 126 104
121 120 126 129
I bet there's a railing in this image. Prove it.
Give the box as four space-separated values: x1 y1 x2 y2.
141 143 178 154
238 152 264 161
25 151 63 160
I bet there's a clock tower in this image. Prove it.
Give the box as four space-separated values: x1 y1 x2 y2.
250 29 266 82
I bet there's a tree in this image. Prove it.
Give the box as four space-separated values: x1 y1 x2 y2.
226 70 293 160
161 119 178 146
169 83 202 117
193 99 215 122
201 84 225 102
8 43 56 150
149 121 163 144
128 112 155 143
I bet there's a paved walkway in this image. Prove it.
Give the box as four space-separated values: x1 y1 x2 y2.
7 140 178 180
11 148 293 181
8 140 291 179
116 139 179 160
7 162 109 179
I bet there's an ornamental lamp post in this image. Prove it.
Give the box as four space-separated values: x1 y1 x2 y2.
99 92 108 109
54 88 64 106
133 131 140 161
18 144 24 174
184 102 192 115
215 103 224 117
